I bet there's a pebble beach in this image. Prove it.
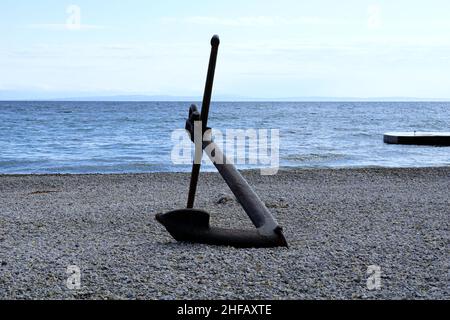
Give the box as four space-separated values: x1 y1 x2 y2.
0 167 448 299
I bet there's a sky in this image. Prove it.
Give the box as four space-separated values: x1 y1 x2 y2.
1 0 450 100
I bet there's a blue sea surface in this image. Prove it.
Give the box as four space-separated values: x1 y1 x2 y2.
0 101 449 174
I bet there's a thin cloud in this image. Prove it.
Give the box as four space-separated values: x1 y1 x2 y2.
161 16 344 27
27 24 107 31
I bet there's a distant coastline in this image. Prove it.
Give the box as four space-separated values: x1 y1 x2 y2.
1 94 450 102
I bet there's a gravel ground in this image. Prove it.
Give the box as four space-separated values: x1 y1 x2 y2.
0 167 449 300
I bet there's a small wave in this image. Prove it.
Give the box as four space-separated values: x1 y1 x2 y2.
284 153 348 163
19 162 163 174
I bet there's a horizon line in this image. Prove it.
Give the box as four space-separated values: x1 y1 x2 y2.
1 94 450 103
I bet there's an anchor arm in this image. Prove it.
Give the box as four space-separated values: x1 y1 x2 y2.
203 140 287 244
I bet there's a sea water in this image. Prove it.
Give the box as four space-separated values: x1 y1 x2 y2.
0 101 449 174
